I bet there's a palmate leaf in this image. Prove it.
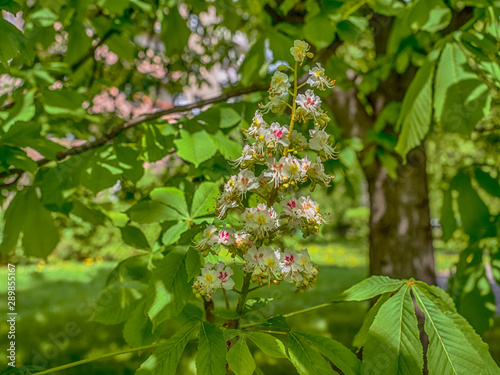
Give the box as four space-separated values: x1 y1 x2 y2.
288 332 336 375
299 333 361 375
353 293 391 350
332 275 404 302
362 285 423 375
196 322 227 375
412 286 485 375
146 248 191 329
246 332 287 359
417 282 500 374
227 336 256 375
136 319 199 375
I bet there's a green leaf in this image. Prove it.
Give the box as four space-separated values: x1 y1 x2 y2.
120 225 150 250
161 7 190 57
146 248 191 329
447 247 495 334
174 130 217 167
65 20 92 66
407 0 451 32
304 15 335 49
162 221 190 246
0 190 27 255
227 337 256 375
150 187 189 218
43 89 86 117
106 255 151 286
185 247 202 281
2 89 36 131
454 172 493 241
413 285 485 375
239 36 266 86
246 332 287 359
126 201 185 223
80 158 122 194
197 322 227 375
299 333 361 375
220 107 241 128
362 285 423 375
71 200 107 226
353 293 391 349
212 309 241 320
123 301 164 347
136 319 200 375
212 131 243 161
94 281 145 324
22 189 60 258
288 332 336 375
0 18 32 67
475 169 500 198
440 187 457 242
418 281 500 374
333 276 404 302
190 182 219 218
29 8 58 27
434 43 490 135
395 50 438 158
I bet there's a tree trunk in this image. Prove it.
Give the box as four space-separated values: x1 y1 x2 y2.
363 143 436 285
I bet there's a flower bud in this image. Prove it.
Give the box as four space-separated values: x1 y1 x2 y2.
277 64 288 71
306 52 314 58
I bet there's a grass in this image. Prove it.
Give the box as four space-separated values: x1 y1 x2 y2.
0 240 495 374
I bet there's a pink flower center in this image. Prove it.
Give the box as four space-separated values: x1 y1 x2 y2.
219 271 228 281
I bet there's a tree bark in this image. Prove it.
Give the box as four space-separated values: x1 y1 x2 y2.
325 86 436 285
363 144 436 285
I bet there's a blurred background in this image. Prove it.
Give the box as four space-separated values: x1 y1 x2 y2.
0 0 499 374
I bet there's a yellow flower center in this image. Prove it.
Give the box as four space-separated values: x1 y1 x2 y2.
205 273 214 282
267 258 276 267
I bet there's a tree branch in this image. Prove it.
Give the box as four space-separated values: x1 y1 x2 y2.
0 84 268 185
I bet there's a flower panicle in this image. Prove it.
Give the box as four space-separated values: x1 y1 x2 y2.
192 40 337 299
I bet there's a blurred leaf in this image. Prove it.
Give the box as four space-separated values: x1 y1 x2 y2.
0 18 33 67
120 225 150 250
239 36 266 86
123 301 164 347
146 248 191 329
43 89 87 117
475 169 500 198
22 189 60 258
434 43 490 135
94 281 146 324
185 247 202 281
136 319 200 375
395 49 438 158
2 89 36 131
126 201 185 223
407 0 451 32
162 7 189 57
453 172 493 241
197 322 227 375
441 187 457 242
304 15 335 49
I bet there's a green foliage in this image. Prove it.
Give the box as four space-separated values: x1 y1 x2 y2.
197 322 227 375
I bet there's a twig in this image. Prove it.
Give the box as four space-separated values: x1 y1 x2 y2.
0 84 268 185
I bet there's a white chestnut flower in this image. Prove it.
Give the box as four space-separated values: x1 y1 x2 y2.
307 63 335 90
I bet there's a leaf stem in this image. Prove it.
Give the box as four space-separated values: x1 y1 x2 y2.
34 344 160 375
282 302 333 318
223 289 231 310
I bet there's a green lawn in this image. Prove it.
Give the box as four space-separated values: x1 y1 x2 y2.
0 242 497 374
